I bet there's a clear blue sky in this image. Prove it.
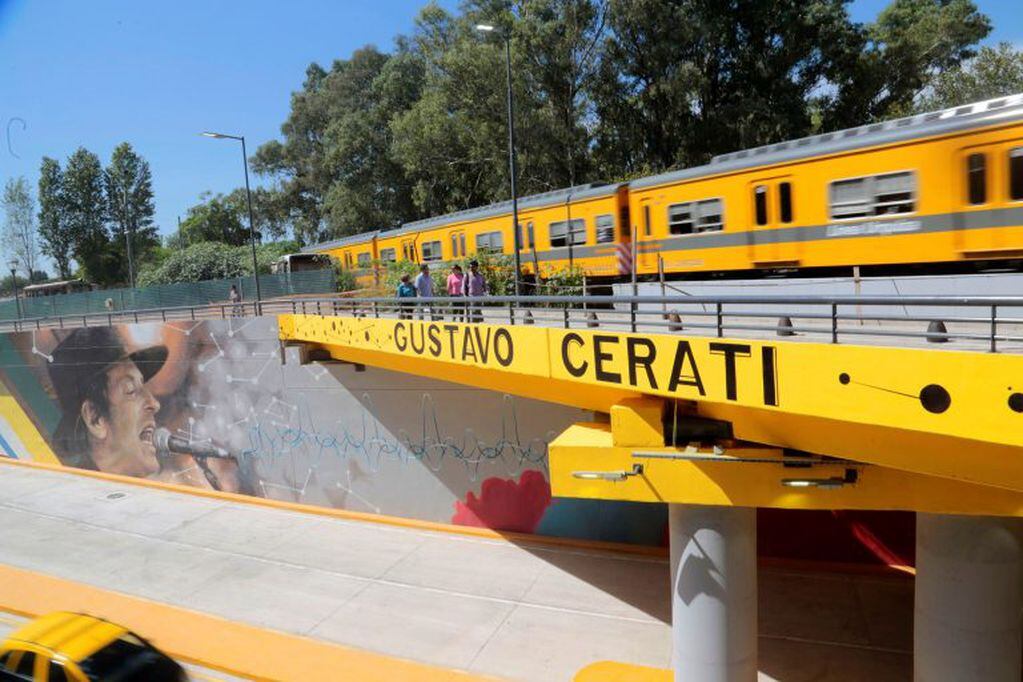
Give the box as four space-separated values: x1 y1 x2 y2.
0 0 1020 270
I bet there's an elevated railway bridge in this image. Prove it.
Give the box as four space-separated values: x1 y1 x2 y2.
3 292 1023 680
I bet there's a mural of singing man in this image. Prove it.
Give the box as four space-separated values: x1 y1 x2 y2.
48 326 167 477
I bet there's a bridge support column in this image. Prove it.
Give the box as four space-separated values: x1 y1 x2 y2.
915 513 1023 682
669 504 757 682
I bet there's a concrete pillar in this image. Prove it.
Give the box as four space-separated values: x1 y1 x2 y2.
915 513 1023 682
669 504 757 682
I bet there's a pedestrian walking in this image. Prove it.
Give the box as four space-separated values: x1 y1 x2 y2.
396 274 416 319
228 285 242 316
447 264 466 322
463 260 487 323
414 264 436 320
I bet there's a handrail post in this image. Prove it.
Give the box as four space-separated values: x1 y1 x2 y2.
630 299 637 333
563 305 569 329
831 303 838 343
509 301 515 325
991 305 998 353
716 302 723 338
374 301 379 318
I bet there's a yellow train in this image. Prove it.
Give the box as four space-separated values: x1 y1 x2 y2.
308 93 1023 288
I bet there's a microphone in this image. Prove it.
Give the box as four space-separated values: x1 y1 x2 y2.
154 428 233 460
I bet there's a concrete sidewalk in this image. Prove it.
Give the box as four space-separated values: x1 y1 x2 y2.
0 464 911 681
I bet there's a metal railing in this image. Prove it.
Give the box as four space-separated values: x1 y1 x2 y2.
2 294 1023 353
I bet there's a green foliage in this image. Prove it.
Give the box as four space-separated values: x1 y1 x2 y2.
174 191 248 247
254 0 993 238
137 241 245 286
915 42 1023 112
537 265 586 296
136 239 302 286
337 268 358 292
2 177 38 280
104 142 160 283
37 157 73 280
63 148 112 284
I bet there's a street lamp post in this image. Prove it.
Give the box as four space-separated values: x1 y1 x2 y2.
476 23 523 295
8 260 21 320
120 186 136 289
201 131 262 309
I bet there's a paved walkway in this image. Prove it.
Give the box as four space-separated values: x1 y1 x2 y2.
0 463 912 681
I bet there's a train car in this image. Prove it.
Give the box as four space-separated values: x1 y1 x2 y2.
629 93 1023 277
343 184 632 282
303 231 379 288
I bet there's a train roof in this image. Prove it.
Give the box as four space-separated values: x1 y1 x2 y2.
302 230 380 252
379 182 622 238
631 92 1023 190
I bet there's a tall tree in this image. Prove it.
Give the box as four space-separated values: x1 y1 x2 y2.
104 143 159 284
823 0 991 126
915 42 1023 112
37 157 73 280
2 177 38 281
62 148 111 283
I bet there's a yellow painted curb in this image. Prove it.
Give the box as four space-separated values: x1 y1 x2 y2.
573 661 671 681
0 456 668 559
0 563 492 682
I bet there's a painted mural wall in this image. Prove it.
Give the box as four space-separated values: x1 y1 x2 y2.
0 317 666 545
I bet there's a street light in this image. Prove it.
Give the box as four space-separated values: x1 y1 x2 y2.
7 259 21 320
118 185 136 289
475 23 523 295
201 131 262 308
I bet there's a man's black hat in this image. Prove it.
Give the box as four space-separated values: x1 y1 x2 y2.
49 327 167 454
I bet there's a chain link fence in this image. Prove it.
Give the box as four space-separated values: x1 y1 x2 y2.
0 269 337 322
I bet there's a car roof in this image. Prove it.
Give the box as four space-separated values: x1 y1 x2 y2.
6 612 126 662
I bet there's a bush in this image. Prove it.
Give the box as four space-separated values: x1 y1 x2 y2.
538 265 586 297
136 241 245 286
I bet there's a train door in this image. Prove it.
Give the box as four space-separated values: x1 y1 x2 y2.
955 140 1023 257
749 176 799 267
635 197 653 273
516 214 537 276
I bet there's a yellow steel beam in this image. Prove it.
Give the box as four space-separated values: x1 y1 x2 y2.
549 423 1023 516
279 314 1023 492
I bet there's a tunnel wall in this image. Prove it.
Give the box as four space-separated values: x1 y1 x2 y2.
0 316 666 545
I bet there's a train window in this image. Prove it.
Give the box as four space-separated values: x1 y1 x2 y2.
873 172 915 215
450 233 460 257
667 204 694 235
1010 148 1023 201
356 253 371 268
476 231 504 253
830 178 870 219
344 253 353 268
549 219 585 247
754 186 768 225
779 183 793 223
380 248 396 262
643 205 651 236
595 215 615 243
421 240 442 262
695 198 724 232
460 233 467 255
967 154 987 205
517 223 536 250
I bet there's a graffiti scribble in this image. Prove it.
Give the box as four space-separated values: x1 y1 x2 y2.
6 117 26 159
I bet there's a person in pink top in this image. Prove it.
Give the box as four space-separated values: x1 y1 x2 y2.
446 264 465 322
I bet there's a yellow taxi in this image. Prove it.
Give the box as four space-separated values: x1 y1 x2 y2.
0 612 186 681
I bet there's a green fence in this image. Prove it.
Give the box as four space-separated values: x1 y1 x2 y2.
0 269 337 322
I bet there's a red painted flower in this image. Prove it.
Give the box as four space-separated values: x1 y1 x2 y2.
452 470 552 533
